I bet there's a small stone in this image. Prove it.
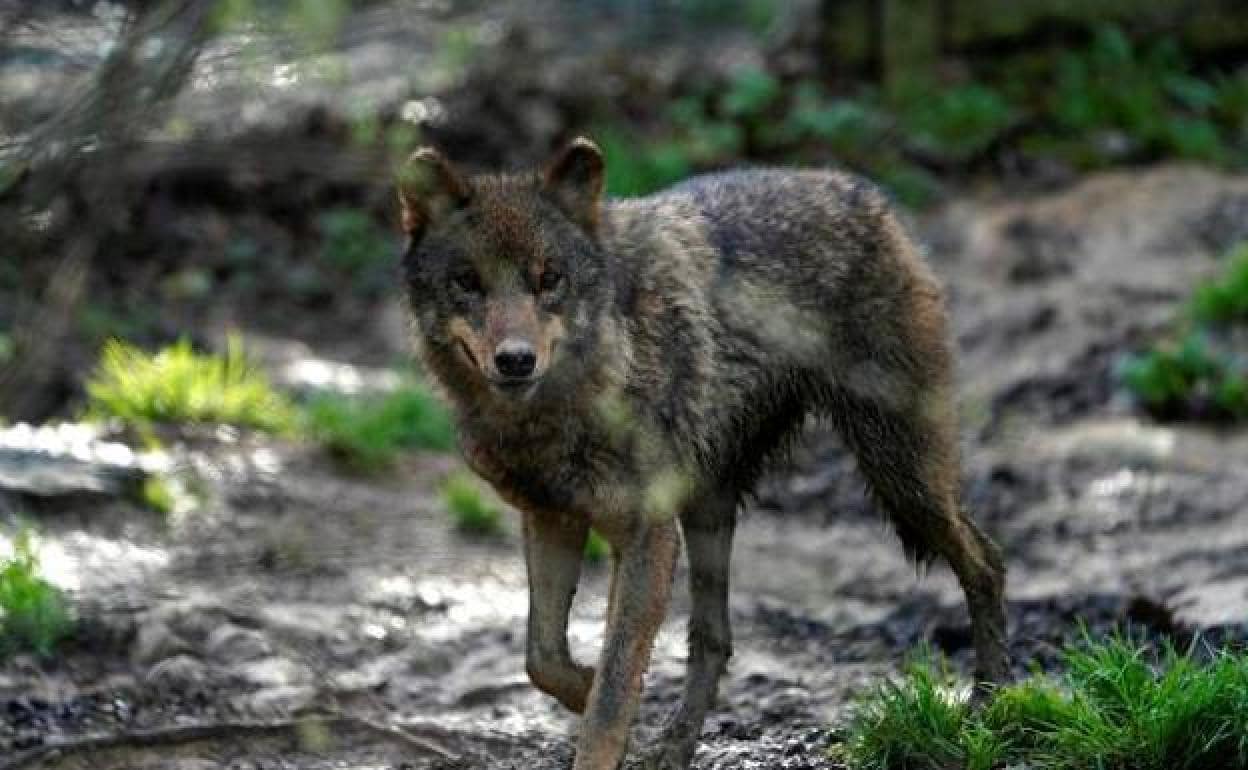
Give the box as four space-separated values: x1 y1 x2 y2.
231 657 314 688
234 685 317 715
146 655 211 691
131 621 193 666
205 625 273 664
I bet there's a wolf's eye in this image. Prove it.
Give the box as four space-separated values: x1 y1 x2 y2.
453 270 483 295
539 269 563 293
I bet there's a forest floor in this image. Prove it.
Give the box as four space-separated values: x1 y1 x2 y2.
4 164 1248 769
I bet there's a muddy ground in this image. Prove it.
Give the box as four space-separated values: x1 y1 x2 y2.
3 164 1248 769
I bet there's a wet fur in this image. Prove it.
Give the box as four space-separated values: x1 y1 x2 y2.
400 145 1009 770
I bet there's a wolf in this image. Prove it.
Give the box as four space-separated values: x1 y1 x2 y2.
396 138 1009 769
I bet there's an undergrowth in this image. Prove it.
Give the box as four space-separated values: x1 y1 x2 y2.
1121 243 1248 420
303 383 455 471
603 25 1247 208
841 634 1248 770
0 528 73 660
85 336 296 433
441 472 503 536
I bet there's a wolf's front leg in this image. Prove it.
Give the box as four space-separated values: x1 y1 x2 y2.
573 519 680 770
524 509 595 713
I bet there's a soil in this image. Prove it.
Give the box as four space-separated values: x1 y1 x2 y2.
4 4 1248 769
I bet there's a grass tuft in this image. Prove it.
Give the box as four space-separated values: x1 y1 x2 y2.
1190 243 1248 326
440 472 503 536
303 384 455 472
1 528 73 659
584 529 610 564
86 336 296 433
1121 242 1248 420
840 634 1248 770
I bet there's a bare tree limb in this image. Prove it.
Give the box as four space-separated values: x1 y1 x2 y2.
0 713 462 770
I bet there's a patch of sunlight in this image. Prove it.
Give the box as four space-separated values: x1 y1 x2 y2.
0 530 168 592
409 576 529 642
280 357 401 396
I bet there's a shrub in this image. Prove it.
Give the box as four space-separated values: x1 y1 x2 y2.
315 207 394 292
1122 244 1248 421
839 635 1248 770
1 528 73 659
86 337 297 433
441 472 503 536
894 81 1015 161
1189 244 1248 325
303 384 455 472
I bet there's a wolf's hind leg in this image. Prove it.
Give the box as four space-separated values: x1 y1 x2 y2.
524 510 596 713
647 490 736 769
833 390 1010 688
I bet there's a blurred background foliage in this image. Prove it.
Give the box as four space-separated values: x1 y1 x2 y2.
0 0 1246 427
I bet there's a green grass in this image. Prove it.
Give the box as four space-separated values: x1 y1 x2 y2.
85 337 297 433
1190 243 1248 325
840 635 1248 770
1121 243 1248 420
584 528 610 564
1 528 73 660
441 472 503 536
302 384 455 472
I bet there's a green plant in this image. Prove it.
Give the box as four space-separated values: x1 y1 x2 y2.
86 337 297 433
0 330 14 367
303 384 455 472
1190 244 1248 325
584 529 610 564
441 472 503 536
1049 27 1233 165
598 128 693 198
1 528 73 659
840 634 1248 770
138 475 177 515
316 208 394 291
894 81 1015 161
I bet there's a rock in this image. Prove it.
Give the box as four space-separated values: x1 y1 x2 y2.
205 624 273 664
231 657 314 688
233 685 317 715
131 621 193 666
146 655 211 691
0 422 165 497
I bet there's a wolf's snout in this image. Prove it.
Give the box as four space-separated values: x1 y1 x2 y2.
494 339 537 379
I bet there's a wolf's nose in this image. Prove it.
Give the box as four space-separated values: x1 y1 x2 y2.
494 340 537 378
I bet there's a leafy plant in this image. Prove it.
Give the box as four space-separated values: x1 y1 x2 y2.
1190 243 1248 325
598 128 693 198
303 384 456 472
840 635 1248 770
441 472 503 536
316 208 395 291
1 528 73 659
85 337 297 433
894 81 1015 161
584 529 610 564
1122 243 1248 421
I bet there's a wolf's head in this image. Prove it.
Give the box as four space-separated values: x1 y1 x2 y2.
397 138 612 407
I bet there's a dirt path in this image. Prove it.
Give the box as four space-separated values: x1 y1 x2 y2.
4 166 1248 769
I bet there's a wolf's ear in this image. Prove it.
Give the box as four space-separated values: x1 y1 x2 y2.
542 137 605 233
396 147 470 237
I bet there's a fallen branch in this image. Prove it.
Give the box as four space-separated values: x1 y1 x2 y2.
0 713 461 770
